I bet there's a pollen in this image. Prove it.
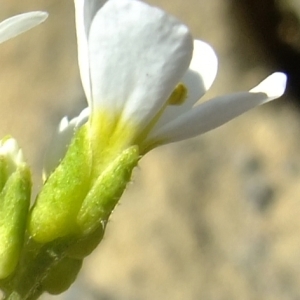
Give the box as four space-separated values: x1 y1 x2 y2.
167 83 188 105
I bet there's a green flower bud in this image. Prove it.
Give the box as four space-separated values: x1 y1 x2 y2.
67 225 104 259
43 256 82 295
0 137 31 279
0 137 24 192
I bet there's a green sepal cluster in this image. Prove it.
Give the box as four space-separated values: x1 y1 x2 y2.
18 121 140 297
28 124 140 247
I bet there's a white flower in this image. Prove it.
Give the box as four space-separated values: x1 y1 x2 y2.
44 0 287 176
0 11 48 44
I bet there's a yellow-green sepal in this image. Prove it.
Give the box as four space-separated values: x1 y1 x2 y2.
28 125 91 243
77 146 140 235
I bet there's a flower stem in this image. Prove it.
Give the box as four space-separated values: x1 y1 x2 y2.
2 238 72 300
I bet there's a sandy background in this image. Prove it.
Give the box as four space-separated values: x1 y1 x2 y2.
1 0 300 299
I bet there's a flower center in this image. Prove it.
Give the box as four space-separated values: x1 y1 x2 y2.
136 83 188 153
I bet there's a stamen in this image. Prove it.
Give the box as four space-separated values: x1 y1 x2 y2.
167 83 188 105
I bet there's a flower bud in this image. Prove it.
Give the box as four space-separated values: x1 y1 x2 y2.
43 256 82 295
0 137 31 279
66 225 104 259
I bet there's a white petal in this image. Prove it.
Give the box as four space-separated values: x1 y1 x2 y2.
74 0 107 103
0 12 48 44
43 108 90 180
89 0 193 131
185 39 218 95
147 72 287 145
74 0 107 35
151 39 218 130
249 72 287 97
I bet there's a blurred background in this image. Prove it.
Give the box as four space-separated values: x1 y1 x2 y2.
1 0 300 299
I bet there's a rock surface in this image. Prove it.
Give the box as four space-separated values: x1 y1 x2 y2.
1 1 300 299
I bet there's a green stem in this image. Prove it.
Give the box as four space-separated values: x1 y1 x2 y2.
2 227 103 300
3 238 71 300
